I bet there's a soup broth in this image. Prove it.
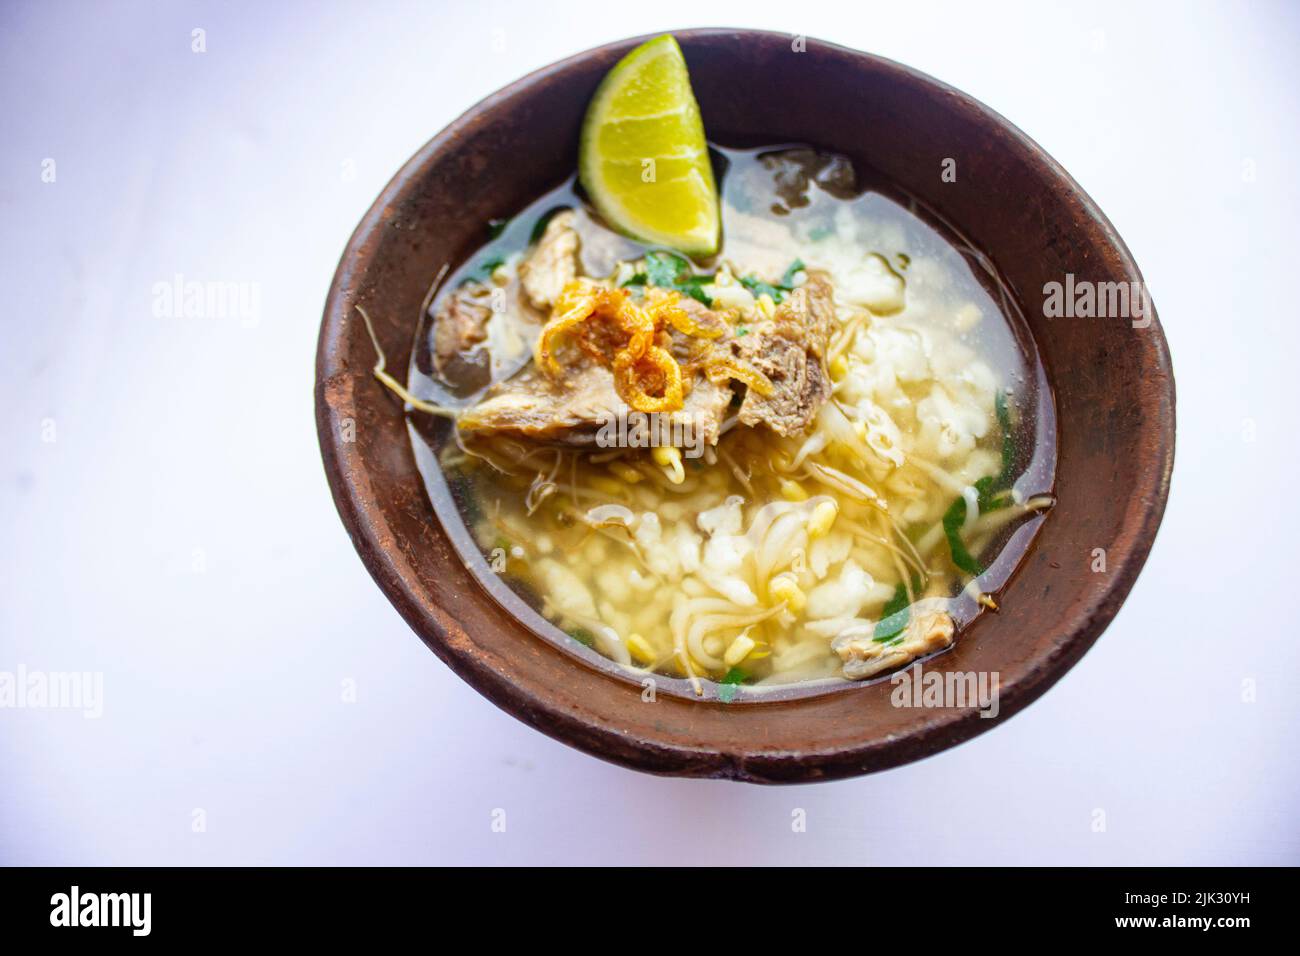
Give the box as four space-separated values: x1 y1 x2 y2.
406 146 1055 701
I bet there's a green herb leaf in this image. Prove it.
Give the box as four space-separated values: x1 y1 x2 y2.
472 255 505 282
717 666 748 703
641 251 715 306
739 259 805 304
739 275 784 301
487 218 509 240
644 250 690 287
529 207 566 244
874 578 918 642
675 275 713 305
972 391 1018 514
974 475 1006 514
935 392 1021 583
942 496 984 577
566 627 596 648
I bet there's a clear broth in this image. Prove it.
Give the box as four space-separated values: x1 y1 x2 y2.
406 146 1056 702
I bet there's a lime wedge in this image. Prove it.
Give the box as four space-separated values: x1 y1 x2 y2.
579 35 720 257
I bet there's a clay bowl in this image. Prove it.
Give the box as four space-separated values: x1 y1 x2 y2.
316 28 1174 783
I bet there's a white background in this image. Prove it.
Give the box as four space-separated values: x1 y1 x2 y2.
2 0 1297 865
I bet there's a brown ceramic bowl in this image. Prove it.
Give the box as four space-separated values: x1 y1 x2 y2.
316 28 1174 783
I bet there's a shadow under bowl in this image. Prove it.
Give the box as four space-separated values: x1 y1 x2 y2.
315 28 1175 783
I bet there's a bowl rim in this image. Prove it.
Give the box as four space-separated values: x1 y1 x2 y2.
316 27 1175 782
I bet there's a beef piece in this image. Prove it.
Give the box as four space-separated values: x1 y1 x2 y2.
458 272 838 444
734 335 830 437
666 297 730 365
677 296 730 337
432 281 493 381
733 273 835 436
458 361 733 448
762 149 859 213
833 605 955 680
519 210 579 310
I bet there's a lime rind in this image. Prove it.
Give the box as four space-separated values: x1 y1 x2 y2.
579 35 720 257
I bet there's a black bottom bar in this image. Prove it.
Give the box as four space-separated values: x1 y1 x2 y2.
0 866 1278 940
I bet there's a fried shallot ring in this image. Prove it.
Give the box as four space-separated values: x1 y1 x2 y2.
645 288 726 340
705 355 775 397
614 345 684 414
534 280 722 413
535 281 657 372
534 280 601 374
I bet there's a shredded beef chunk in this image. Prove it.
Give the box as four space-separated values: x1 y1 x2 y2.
458 361 733 447
734 273 836 436
519 210 580 310
457 269 836 445
432 281 493 381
